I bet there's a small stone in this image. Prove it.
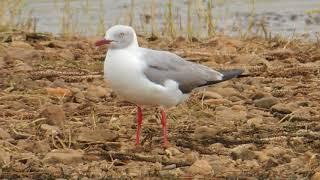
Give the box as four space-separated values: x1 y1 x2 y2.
230 144 257 160
194 126 220 140
311 172 320 180
34 140 51 153
11 41 33 49
188 160 213 175
202 91 223 99
63 102 81 114
0 150 10 166
44 40 67 48
58 49 75 61
215 109 247 125
184 151 199 163
162 164 176 170
271 103 296 114
40 105 65 127
250 91 267 100
0 127 12 140
7 48 41 62
209 143 229 154
77 127 119 142
43 149 84 164
247 117 263 128
165 147 182 158
86 85 110 101
214 87 239 97
46 87 72 97
309 154 320 169
231 105 246 111
254 151 270 162
51 79 67 88
0 57 5 69
15 62 33 72
254 97 279 109
203 99 231 106
159 168 185 177
74 91 85 103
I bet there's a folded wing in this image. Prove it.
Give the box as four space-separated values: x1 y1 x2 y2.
141 48 227 93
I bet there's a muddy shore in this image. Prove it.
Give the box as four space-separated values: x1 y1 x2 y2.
0 31 320 179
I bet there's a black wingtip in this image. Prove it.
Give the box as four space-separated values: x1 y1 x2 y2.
199 69 245 88
219 69 244 81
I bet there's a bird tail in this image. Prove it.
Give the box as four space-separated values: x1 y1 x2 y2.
219 69 245 81
200 69 246 87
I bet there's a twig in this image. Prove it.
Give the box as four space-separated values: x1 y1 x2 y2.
56 135 67 149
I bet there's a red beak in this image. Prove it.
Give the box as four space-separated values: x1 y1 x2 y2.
95 39 113 47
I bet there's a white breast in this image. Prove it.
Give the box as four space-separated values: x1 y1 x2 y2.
104 48 188 107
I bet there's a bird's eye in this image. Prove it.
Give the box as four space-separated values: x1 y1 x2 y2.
119 32 125 38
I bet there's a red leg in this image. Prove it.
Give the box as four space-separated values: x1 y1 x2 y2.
161 110 169 146
135 106 143 145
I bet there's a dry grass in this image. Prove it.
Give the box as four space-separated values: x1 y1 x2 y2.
1 31 320 179
0 0 35 32
1 0 308 40
0 0 224 38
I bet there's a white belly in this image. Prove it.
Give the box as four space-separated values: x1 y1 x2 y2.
104 49 187 107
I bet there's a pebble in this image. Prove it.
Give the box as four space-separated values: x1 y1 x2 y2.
43 149 84 164
74 91 85 103
309 154 320 169
202 91 223 99
15 62 33 72
271 103 296 114
7 47 41 62
58 49 75 61
77 127 119 142
165 147 182 157
215 109 247 124
40 105 66 128
194 126 221 140
209 143 229 155
10 41 33 49
0 57 5 69
0 127 12 140
230 144 257 160
85 85 110 102
250 91 267 100
188 160 213 175
162 164 176 170
247 117 263 128
254 97 279 109
311 172 320 180
184 151 199 163
214 87 239 97
0 150 10 166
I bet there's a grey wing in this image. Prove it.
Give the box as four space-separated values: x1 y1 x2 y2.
141 48 223 93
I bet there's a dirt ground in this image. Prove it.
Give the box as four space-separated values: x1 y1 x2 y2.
0 31 320 179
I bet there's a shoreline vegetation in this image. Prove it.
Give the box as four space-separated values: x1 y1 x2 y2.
1 0 320 179
0 0 318 40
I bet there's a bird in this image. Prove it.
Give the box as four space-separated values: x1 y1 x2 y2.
95 25 244 147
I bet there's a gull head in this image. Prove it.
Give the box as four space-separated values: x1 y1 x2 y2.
95 25 138 49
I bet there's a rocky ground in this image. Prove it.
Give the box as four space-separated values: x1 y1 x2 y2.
0 31 320 179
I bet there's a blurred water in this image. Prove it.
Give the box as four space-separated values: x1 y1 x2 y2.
24 0 320 37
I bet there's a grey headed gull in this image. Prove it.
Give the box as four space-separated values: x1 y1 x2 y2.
95 25 244 146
